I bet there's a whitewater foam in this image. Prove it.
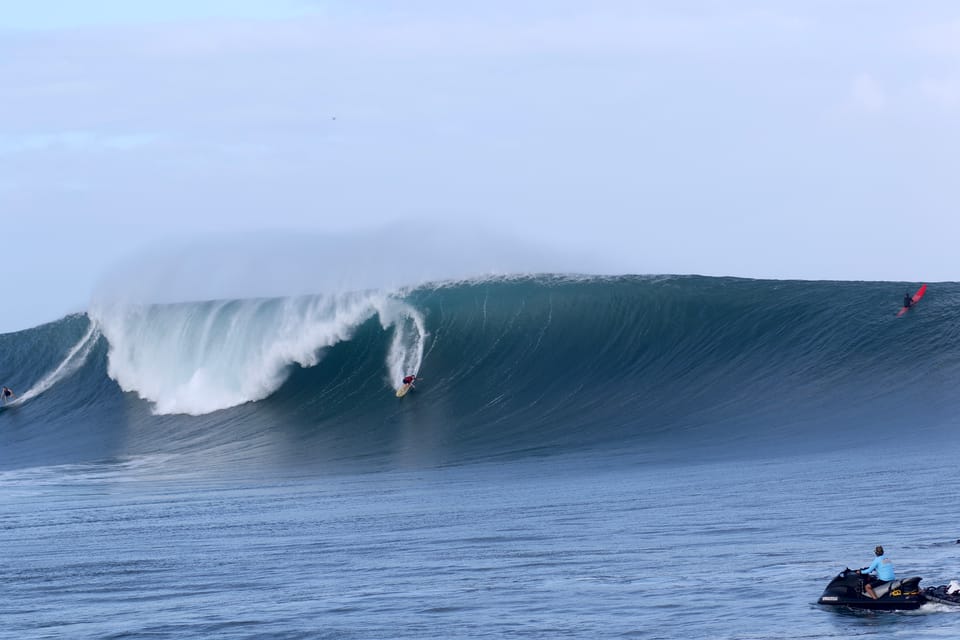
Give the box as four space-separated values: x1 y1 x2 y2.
90 292 425 415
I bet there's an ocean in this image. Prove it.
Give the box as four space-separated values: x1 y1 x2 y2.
2 275 960 638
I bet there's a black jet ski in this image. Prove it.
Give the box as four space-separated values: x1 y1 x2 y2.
818 568 925 610
923 584 960 606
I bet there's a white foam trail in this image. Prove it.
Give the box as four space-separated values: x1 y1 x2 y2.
90 292 426 416
376 297 428 387
11 322 101 405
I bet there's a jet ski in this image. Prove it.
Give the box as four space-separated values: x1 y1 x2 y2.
818 568 925 610
923 583 960 606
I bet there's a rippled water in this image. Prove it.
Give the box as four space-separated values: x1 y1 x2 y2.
5 440 960 639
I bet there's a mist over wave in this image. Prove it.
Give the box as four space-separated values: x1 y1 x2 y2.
91 224 615 306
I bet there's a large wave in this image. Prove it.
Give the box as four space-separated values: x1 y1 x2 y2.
2 275 959 473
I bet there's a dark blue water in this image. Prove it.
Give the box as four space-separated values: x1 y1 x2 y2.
5 445 960 639
2 276 960 637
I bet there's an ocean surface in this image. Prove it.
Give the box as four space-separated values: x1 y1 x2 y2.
2 275 960 639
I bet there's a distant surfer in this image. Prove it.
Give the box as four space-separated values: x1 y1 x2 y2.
1 386 15 404
402 375 419 389
897 284 927 317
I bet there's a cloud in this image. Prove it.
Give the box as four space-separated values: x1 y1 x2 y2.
0 130 160 154
2 5 814 63
0 6 819 153
909 18 960 57
848 73 887 112
919 76 960 110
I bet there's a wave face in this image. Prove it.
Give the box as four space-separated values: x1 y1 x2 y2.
2 276 959 474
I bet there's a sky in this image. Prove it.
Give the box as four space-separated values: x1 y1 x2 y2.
2 1 959 332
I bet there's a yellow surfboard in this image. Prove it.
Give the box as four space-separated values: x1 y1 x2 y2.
395 383 412 398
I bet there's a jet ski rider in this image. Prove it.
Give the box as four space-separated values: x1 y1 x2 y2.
857 545 895 599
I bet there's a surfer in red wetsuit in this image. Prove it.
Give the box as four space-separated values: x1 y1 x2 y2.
402 375 418 388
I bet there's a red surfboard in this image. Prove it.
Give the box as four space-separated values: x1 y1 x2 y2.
897 284 927 317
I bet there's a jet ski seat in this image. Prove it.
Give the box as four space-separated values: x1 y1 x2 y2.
867 577 920 598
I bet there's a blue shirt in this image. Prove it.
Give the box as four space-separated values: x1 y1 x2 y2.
864 554 895 581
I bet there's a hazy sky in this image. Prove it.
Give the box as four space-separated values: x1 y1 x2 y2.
2 1 959 332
